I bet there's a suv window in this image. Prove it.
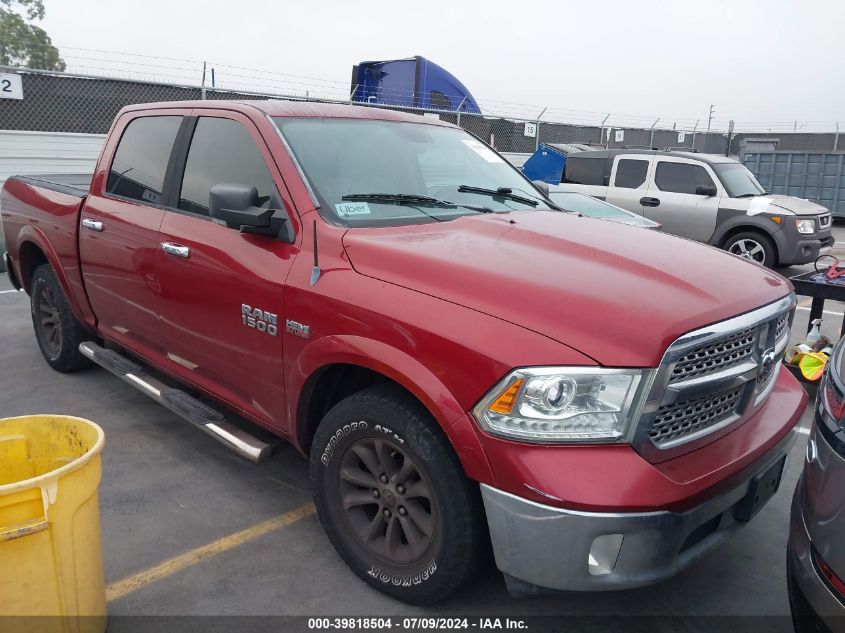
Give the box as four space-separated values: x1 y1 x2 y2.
614 159 648 189
107 116 182 205
654 161 715 194
563 156 606 185
178 117 277 216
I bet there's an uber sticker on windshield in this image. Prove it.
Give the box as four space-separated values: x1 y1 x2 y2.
335 202 372 217
461 139 503 163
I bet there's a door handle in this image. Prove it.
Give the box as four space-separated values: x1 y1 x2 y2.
639 197 661 207
161 242 191 259
81 218 104 232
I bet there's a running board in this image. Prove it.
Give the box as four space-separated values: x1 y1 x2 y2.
79 341 274 463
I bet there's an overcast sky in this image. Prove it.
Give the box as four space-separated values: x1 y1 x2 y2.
40 0 844 131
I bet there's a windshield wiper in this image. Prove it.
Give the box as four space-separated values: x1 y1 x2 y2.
733 193 761 198
508 186 563 210
341 193 494 213
457 185 538 207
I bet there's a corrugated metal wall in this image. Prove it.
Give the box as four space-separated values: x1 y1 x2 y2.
0 130 105 187
743 151 845 217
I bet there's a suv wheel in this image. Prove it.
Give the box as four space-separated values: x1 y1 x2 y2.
724 231 777 267
30 264 93 372
310 384 485 604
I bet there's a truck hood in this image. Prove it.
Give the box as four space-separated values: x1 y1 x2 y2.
722 194 829 216
341 211 791 367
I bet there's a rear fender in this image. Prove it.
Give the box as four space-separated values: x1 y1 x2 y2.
15 226 89 326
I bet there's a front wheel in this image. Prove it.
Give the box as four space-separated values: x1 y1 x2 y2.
724 231 777 267
310 385 485 604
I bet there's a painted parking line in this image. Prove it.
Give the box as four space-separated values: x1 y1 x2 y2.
106 502 315 603
795 306 845 317
0 289 22 294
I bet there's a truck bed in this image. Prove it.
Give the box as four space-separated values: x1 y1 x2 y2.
1 173 95 327
12 173 93 198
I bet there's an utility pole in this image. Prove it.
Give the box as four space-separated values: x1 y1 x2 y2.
706 105 715 133
600 113 610 147
726 120 735 157
535 107 547 151
201 61 207 100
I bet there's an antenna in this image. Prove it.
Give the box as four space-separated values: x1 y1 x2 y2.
309 220 321 287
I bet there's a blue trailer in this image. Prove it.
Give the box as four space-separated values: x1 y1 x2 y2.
522 143 596 184
350 56 480 113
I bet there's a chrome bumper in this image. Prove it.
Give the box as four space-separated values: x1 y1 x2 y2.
481 435 798 593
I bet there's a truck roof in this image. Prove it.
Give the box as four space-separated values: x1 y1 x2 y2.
118 100 456 126
570 148 738 165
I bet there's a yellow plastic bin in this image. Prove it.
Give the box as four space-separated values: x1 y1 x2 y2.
0 415 106 633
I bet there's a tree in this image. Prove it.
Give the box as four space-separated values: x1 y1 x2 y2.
0 0 65 71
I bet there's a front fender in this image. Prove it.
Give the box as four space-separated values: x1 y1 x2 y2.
288 334 496 483
710 210 783 246
291 334 467 431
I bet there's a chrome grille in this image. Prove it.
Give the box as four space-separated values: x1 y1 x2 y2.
633 295 795 461
670 327 755 383
650 386 743 444
775 313 789 342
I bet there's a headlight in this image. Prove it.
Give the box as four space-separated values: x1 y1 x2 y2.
795 219 815 234
472 367 647 443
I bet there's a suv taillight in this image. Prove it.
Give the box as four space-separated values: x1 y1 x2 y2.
813 547 845 601
823 376 845 421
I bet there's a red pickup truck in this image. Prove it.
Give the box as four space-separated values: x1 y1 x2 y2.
1 101 806 604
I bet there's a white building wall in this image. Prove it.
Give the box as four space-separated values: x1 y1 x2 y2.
0 130 106 187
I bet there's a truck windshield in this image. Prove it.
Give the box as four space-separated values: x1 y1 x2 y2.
713 163 766 198
272 118 547 226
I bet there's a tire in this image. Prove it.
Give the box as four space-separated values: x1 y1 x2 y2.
30 264 93 372
310 384 485 604
723 231 777 268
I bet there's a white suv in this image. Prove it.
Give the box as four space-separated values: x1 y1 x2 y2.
552 149 833 267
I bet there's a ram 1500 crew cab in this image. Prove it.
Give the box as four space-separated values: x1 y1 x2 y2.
1 101 806 604
554 149 833 268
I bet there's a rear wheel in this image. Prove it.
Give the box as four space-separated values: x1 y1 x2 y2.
30 264 92 372
724 231 777 267
310 384 485 604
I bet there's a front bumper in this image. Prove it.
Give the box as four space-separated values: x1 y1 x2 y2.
776 232 835 266
481 427 799 593
788 475 845 630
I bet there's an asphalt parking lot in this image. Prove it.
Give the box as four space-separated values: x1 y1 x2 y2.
3 226 845 629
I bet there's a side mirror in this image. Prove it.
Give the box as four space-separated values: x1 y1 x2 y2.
696 185 717 197
532 180 550 197
209 183 286 238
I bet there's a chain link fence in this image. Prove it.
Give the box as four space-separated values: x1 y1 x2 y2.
0 66 736 155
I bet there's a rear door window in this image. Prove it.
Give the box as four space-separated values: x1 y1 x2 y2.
614 159 649 189
563 156 606 185
106 116 182 205
178 117 277 216
654 161 715 194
